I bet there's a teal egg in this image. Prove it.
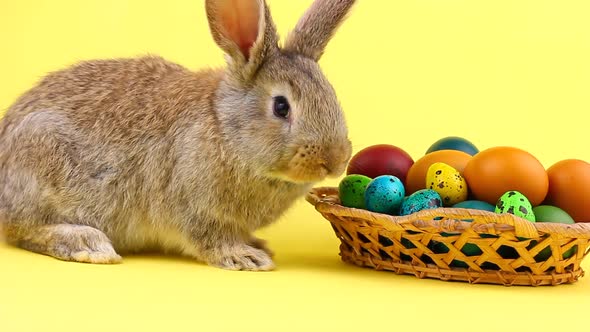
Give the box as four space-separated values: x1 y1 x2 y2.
396 196 410 215
527 240 577 262
497 237 531 259
497 245 519 259
399 189 442 216
426 136 479 156
461 243 482 256
437 218 482 265
429 242 470 268
533 205 575 224
495 191 536 222
453 200 496 212
401 196 409 205
338 174 372 209
494 237 578 261
364 175 405 215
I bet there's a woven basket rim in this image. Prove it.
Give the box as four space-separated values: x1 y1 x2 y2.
306 187 590 240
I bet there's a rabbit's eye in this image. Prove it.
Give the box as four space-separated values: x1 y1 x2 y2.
273 96 290 119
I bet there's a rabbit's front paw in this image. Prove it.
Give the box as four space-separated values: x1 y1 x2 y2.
248 236 274 257
208 244 275 271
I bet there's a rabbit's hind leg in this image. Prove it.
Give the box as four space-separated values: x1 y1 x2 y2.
0 110 121 264
4 223 122 264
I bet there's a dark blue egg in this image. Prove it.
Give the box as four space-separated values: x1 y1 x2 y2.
426 136 479 156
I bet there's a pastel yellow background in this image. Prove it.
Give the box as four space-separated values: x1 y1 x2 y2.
1 0 590 331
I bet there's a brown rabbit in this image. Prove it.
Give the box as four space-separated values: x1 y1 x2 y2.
0 0 355 271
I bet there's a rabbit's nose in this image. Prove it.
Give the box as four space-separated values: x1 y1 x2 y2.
326 139 352 178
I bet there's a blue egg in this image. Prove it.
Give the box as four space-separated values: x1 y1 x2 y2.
453 200 496 212
364 175 405 215
399 189 443 216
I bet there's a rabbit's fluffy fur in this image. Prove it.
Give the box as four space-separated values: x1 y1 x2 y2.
0 0 355 271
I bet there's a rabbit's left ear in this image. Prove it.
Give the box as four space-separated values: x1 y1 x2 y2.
284 0 357 62
206 0 279 79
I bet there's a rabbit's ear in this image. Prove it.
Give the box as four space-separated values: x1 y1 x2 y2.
206 0 279 79
284 0 356 62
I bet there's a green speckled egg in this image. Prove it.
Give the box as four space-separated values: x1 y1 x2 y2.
426 162 468 206
453 200 496 212
339 174 372 209
399 189 442 216
532 205 575 224
495 191 536 222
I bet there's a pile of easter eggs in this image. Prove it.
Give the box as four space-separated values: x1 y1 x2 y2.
339 137 590 265
339 136 590 224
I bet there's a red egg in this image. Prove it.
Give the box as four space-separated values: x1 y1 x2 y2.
347 144 414 184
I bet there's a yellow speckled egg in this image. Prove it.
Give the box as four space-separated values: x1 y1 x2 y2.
426 162 468 206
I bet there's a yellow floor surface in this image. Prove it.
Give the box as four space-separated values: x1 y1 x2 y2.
0 197 590 332
2 199 590 332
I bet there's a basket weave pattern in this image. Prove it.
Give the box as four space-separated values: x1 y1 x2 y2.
306 187 590 286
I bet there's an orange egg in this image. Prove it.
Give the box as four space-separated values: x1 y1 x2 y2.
463 146 548 206
544 159 590 223
405 150 472 195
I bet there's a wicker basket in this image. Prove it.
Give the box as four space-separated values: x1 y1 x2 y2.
306 187 590 286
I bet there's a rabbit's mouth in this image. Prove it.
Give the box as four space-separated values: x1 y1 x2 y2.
268 166 330 184
269 159 347 184
267 140 351 184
